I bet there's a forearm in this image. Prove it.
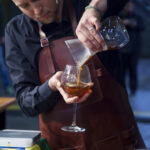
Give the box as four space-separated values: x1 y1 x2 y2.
16 81 61 117
89 0 107 12
88 0 129 17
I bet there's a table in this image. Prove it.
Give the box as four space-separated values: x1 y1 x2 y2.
0 137 51 150
0 97 16 112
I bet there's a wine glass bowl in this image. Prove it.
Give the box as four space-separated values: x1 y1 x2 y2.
61 65 92 97
62 81 92 97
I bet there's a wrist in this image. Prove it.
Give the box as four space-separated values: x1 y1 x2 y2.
85 6 104 17
48 79 57 91
89 0 107 12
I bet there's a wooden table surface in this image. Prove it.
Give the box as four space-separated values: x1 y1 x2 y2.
0 97 16 111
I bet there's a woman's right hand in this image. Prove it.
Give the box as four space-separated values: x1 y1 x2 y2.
48 71 92 104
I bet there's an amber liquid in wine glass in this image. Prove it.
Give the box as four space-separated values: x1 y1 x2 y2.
62 81 92 96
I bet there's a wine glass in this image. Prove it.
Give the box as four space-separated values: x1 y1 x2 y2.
61 64 92 132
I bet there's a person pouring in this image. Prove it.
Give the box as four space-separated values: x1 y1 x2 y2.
5 0 145 149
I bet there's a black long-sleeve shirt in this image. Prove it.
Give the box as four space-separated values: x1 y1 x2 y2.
5 0 128 117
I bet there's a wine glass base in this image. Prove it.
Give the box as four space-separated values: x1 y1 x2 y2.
61 126 86 132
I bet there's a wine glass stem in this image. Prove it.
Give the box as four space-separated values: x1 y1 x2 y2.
71 103 77 127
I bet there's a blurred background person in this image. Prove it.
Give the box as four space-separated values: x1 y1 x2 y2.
119 1 144 96
0 0 14 96
0 0 14 130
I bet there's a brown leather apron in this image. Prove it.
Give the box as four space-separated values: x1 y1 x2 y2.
38 1 145 150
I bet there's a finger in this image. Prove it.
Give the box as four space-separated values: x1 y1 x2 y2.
90 20 108 50
90 17 101 31
87 17 106 44
87 25 104 47
81 26 102 49
76 89 92 103
77 28 104 51
89 82 94 87
54 73 63 90
77 31 97 50
57 86 78 104
76 24 104 51
76 24 95 42
87 26 107 51
55 71 63 80
65 96 79 104
48 71 63 91
53 72 63 87
85 19 104 40
57 86 69 99
81 26 95 41
88 26 95 32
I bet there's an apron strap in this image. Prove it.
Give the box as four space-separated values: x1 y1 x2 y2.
38 24 56 74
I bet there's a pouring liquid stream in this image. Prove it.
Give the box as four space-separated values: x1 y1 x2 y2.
75 43 120 92
76 55 94 95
